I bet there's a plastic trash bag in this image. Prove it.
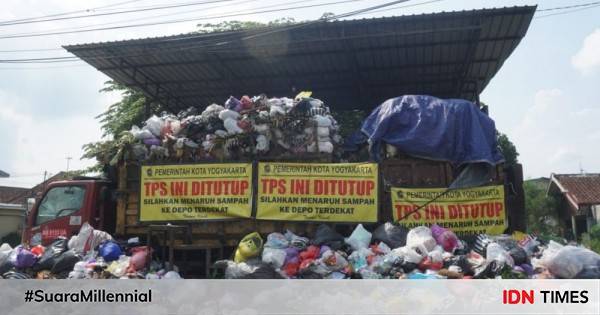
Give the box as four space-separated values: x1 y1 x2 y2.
345 224 372 251
473 234 493 256
547 246 600 279
99 240 122 262
430 224 459 252
241 263 285 279
299 245 320 261
234 232 263 263
392 246 425 264
320 250 349 272
33 237 68 271
30 245 45 257
106 256 130 278
51 249 82 274
10 246 37 269
372 222 407 249
2 270 32 279
313 224 345 249
265 232 289 249
284 247 299 264
129 246 152 271
0 244 13 274
129 125 154 140
262 247 286 269
145 115 164 137
285 230 309 250
68 223 112 255
508 246 528 266
349 248 372 272
406 226 436 253
486 243 514 267
163 271 182 279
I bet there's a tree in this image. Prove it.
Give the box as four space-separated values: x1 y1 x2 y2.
81 19 301 171
497 133 519 166
81 81 162 172
524 181 560 235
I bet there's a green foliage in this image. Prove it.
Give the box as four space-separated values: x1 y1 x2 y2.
197 18 297 33
331 110 366 138
524 181 560 235
498 133 519 166
81 81 159 172
96 81 156 138
582 225 600 254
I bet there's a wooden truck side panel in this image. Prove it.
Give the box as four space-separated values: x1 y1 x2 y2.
115 158 523 246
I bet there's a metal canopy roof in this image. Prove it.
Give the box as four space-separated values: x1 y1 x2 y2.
65 6 536 112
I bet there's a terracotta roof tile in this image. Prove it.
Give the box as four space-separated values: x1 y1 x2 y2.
553 174 600 205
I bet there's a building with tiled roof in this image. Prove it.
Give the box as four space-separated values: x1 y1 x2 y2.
548 173 600 238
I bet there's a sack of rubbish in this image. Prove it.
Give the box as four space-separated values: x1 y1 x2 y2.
234 232 263 263
33 237 69 271
106 256 131 278
406 226 436 253
372 222 408 249
345 224 372 251
99 240 123 262
264 232 289 249
0 243 13 274
129 246 153 271
51 249 82 275
313 224 345 249
546 246 600 279
262 247 286 269
10 246 37 269
285 230 309 250
430 224 459 252
68 223 113 255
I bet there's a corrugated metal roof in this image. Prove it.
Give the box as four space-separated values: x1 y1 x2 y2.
65 6 536 112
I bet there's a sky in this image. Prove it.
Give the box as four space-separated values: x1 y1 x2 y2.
0 0 599 187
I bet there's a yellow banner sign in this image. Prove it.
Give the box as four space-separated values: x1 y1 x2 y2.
256 162 378 222
140 163 253 221
391 185 506 236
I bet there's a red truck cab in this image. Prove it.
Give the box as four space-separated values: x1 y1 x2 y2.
23 179 116 246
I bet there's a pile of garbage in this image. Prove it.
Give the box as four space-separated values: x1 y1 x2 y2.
216 223 600 279
0 223 181 280
113 92 342 164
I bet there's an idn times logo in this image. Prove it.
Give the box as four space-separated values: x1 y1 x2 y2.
503 290 589 304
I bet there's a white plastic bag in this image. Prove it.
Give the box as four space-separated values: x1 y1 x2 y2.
344 224 372 251
68 223 94 254
486 243 514 267
129 125 154 140
0 243 13 267
547 246 600 279
392 246 425 264
406 226 437 253
262 248 286 269
145 115 164 137
68 222 113 255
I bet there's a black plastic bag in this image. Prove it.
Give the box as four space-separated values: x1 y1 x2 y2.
33 237 68 271
240 263 284 279
508 247 528 266
575 264 600 279
313 225 344 250
2 270 32 279
372 222 408 249
51 249 82 274
444 255 473 276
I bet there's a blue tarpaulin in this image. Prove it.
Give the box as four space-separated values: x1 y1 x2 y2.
360 95 504 165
